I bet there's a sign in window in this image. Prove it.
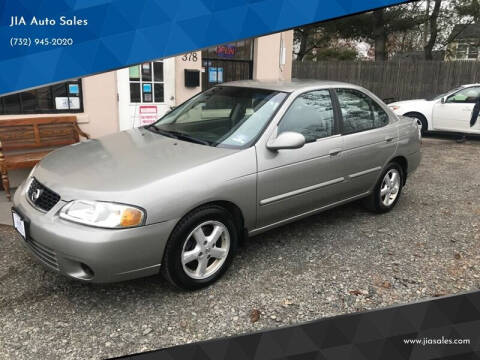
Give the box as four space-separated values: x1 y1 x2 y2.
0 80 83 114
129 61 164 103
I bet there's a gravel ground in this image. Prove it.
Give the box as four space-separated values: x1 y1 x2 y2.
1 136 480 359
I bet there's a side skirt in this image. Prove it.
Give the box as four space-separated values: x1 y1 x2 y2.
248 191 371 237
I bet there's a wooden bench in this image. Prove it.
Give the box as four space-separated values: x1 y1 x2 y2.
0 116 89 200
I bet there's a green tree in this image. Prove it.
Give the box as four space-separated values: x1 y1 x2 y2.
454 0 480 22
294 0 480 62
294 25 333 61
306 47 358 61
321 3 425 60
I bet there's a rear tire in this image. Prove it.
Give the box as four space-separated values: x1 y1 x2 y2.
405 112 428 135
363 163 404 213
161 205 238 290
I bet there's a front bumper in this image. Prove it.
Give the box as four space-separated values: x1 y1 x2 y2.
13 181 178 283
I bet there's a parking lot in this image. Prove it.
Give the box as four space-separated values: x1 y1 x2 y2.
1 136 479 360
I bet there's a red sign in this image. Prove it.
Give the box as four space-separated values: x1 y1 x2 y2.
139 105 158 125
216 45 236 58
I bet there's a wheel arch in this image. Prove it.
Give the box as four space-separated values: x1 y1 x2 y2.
389 156 408 185
176 200 246 240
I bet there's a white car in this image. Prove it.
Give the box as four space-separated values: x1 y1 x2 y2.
388 84 480 135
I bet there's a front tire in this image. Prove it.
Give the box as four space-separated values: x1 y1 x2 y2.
161 205 238 290
364 163 404 213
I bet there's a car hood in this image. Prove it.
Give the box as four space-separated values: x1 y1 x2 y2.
33 128 239 199
390 99 429 106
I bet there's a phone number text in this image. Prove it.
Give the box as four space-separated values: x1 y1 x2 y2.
10 37 74 47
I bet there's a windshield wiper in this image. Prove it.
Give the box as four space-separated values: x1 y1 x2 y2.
146 125 179 139
146 126 211 146
165 130 212 146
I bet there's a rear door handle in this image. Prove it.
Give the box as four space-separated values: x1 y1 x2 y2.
329 148 343 156
384 136 395 142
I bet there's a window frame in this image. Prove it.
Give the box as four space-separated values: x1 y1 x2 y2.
445 86 480 104
468 43 479 60
0 80 84 115
455 42 479 61
275 89 341 144
332 87 390 136
128 60 165 104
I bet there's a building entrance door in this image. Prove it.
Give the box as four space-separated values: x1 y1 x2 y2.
117 58 175 131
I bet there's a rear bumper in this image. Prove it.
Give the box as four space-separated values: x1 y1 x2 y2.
12 181 178 283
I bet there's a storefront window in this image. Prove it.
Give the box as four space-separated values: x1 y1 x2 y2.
129 61 164 103
201 39 254 61
0 80 83 115
201 40 254 91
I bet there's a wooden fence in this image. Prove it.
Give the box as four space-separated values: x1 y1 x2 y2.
293 60 480 102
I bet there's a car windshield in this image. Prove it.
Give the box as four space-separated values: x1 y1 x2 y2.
148 86 287 148
427 86 464 101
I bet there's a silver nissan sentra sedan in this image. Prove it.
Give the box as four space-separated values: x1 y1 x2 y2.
12 80 421 289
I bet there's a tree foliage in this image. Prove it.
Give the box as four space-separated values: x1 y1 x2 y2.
293 0 480 61
454 0 480 22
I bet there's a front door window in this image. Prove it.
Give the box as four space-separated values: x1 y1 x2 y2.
446 87 480 104
278 90 335 143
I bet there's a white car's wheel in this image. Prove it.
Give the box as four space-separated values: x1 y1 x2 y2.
405 112 428 135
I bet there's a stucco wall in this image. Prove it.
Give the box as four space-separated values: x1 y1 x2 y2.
0 72 119 139
79 72 119 138
253 31 293 81
175 51 203 105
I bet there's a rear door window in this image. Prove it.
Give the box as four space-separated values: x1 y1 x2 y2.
335 88 389 134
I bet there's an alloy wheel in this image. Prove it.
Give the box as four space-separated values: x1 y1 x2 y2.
181 220 230 280
380 169 401 207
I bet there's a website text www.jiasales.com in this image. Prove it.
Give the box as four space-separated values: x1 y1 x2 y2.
403 336 471 346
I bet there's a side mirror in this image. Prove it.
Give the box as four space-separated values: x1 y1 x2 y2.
267 131 306 151
441 97 446 104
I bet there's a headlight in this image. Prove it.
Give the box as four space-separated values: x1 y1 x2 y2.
389 105 401 111
59 200 145 228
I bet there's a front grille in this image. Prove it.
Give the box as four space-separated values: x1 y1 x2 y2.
26 237 59 270
27 178 60 212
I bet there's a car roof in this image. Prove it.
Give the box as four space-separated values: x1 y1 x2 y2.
220 81 480 93
220 79 357 92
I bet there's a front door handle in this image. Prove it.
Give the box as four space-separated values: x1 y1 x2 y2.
385 136 395 142
329 148 343 156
